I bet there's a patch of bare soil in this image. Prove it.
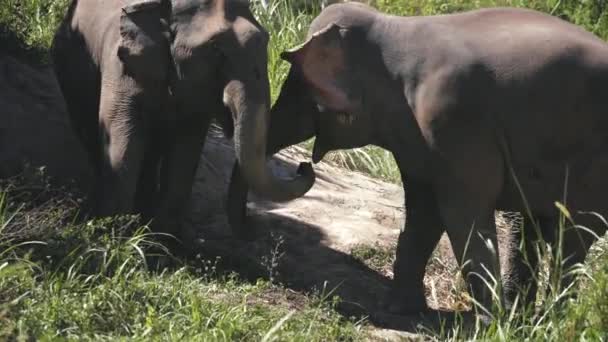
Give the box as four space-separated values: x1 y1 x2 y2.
1 49 518 338
185 130 519 336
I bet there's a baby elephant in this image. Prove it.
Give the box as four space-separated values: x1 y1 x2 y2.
229 3 608 316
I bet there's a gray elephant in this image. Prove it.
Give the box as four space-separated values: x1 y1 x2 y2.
228 3 608 315
51 0 315 240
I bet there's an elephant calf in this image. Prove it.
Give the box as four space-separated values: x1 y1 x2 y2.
229 3 608 316
51 0 314 242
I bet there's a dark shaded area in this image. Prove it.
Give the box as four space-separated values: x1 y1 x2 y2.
0 23 48 66
191 208 478 333
0 26 93 192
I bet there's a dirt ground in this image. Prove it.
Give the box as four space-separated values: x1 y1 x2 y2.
187 128 518 335
1 49 519 338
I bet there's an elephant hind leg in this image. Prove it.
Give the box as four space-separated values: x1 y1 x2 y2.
433 146 505 315
440 196 501 315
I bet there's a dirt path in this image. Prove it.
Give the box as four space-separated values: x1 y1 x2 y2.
187 133 402 310
185 129 518 336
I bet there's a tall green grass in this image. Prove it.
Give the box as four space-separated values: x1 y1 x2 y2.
438 234 608 341
0 0 69 57
0 175 364 340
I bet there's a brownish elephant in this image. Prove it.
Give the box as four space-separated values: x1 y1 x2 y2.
228 3 608 316
51 0 314 241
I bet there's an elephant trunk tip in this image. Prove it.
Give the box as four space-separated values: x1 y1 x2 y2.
229 80 316 203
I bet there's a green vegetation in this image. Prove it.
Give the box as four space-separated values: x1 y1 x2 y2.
1 0 608 340
0 0 69 63
0 174 363 340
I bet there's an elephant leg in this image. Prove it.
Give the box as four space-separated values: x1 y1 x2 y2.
434 164 503 315
135 119 166 222
386 179 444 314
134 145 162 222
155 120 210 243
441 200 501 315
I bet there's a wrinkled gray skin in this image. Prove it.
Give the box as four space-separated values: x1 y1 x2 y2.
228 3 608 315
51 0 314 239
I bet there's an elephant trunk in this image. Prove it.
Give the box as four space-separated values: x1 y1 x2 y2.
225 80 315 202
266 68 318 157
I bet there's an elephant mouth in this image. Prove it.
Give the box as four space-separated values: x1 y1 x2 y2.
311 108 356 164
312 135 324 164
311 105 325 164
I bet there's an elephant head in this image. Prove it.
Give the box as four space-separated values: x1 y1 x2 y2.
168 0 314 202
228 20 376 236
276 22 376 160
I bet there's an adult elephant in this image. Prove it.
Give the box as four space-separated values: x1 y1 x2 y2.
51 0 314 240
227 3 608 316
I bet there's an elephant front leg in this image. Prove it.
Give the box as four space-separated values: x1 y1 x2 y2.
135 146 162 222
387 179 444 314
155 120 210 247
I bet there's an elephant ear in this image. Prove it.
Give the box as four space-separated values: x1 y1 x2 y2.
280 24 351 112
118 0 171 79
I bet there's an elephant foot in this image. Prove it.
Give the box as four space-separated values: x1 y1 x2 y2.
381 285 429 316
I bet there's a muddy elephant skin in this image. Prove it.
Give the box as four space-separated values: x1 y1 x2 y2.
228 3 608 315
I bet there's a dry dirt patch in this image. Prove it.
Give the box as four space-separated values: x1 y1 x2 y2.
186 130 517 332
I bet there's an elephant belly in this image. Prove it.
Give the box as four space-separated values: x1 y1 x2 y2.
497 152 608 218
